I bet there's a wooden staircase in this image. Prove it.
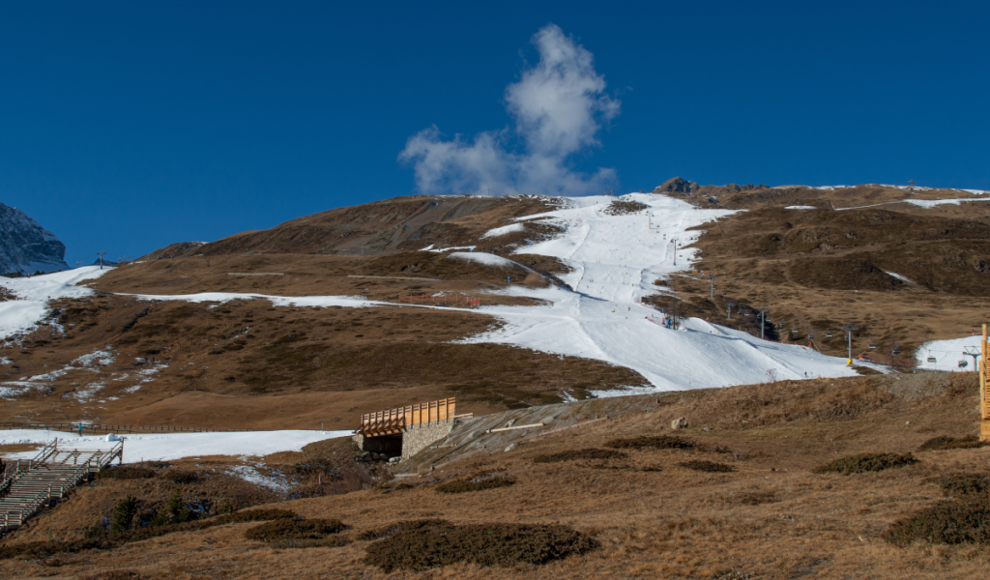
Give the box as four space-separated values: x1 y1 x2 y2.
1 440 122 533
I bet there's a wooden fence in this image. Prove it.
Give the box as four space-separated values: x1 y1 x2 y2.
0 422 277 435
358 397 456 437
400 295 481 308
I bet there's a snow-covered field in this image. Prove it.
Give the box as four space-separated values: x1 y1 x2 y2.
0 429 351 463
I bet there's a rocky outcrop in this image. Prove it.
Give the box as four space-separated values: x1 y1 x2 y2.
0 203 68 274
653 177 769 202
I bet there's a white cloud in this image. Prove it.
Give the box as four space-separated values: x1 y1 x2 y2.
399 24 620 197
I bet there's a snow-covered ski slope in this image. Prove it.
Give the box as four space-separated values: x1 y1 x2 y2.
0 266 110 340
460 193 864 392
914 334 982 372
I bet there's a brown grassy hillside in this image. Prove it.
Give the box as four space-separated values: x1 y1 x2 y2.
2 372 987 579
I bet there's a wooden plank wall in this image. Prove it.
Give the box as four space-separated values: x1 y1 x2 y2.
360 397 455 436
403 398 455 427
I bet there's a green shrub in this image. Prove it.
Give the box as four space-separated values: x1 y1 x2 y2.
435 476 515 494
918 435 987 452
109 496 137 535
679 460 736 473
604 435 695 450
363 521 596 572
533 448 626 463
150 489 195 527
813 452 918 475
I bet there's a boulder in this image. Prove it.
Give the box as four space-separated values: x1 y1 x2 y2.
670 417 688 430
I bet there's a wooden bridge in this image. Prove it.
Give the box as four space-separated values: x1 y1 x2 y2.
357 398 457 438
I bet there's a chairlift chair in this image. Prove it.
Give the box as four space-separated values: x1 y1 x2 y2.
825 329 833 337
958 359 968 368
892 347 901 356
927 350 937 363
868 341 876 349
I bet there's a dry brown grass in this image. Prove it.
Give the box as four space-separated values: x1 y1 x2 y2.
2 372 987 579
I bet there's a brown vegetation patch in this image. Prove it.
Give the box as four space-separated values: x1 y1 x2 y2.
356 518 449 541
737 491 778 505
679 460 736 473
0 509 296 560
95 466 156 480
435 475 515 494
813 452 918 475
604 434 695 450
81 572 152 580
603 200 648 216
532 448 627 463
885 499 990 547
917 435 988 452
244 517 347 548
938 473 990 497
362 520 596 572
159 469 197 484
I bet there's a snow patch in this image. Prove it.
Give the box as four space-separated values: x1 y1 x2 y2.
884 271 915 284
227 465 290 493
447 252 519 269
427 245 476 253
784 206 817 210
905 198 989 209
73 349 115 368
481 222 526 239
68 382 104 402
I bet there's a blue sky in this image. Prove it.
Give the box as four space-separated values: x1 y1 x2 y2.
1 1 987 265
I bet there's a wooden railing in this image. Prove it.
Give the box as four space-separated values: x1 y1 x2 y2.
0 422 267 435
0 444 124 533
358 398 456 437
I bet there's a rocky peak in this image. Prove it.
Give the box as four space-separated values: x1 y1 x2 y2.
654 177 699 194
0 203 68 274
